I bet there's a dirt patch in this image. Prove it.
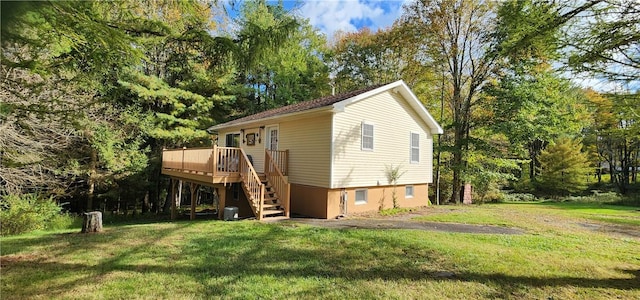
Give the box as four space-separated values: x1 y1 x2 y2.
0 253 47 269
289 218 524 234
285 208 524 235
578 222 640 239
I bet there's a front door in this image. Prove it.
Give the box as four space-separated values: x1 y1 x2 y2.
266 126 278 151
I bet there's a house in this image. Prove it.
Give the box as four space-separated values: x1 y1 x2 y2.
161 80 443 220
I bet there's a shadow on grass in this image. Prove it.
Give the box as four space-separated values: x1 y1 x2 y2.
2 223 638 299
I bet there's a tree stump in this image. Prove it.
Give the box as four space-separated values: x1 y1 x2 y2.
81 211 103 233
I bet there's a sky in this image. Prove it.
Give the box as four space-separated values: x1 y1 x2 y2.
294 0 409 37
224 0 636 92
225 0 409 38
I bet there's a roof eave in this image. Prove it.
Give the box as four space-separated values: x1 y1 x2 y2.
207 106 334 131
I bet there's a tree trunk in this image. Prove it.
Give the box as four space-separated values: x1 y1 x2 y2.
163 179 172 212
142 191 150 214
450 120 464 204
87 148 97 211
81 211 103 233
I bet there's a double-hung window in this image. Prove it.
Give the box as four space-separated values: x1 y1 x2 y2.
361 122 374 151
410 132 420 163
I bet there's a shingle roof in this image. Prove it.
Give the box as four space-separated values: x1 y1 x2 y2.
209 84 384 130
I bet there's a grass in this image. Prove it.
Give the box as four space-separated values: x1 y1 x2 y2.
1 203 639 299
414 202 640 230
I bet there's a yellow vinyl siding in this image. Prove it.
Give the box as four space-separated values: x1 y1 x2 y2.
239 127 265 172
332 90 433 188
278 114 332 187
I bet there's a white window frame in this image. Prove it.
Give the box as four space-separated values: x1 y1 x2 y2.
355 189 368 205
405 185 414 198
361 122 374 151
410 132 420 164
265 125 279 151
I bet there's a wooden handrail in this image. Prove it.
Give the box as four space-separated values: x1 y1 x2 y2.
266 150 288 176
162 146 270 219
265 149 290 217
239 148 265 219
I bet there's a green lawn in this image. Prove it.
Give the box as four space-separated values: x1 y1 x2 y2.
2 203 639 299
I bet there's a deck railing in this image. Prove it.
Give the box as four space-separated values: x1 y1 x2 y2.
265 150 290 217
238 148 265 219
214 146 241 175
162 147 214 174
162 146 288 220
162 146 243 177
267 150 289 176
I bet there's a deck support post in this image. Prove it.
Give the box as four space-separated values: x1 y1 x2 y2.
217 185 226 219
190 183 198 220
171 178 177 220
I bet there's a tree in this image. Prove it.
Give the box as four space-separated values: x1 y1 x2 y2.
485 63 591 183
585 90 639 194
537 138 592 196
465 147 519 202
399 0 500 203
233 0 329 113
1 1 235 212
566 0 640 82
490 0 638 84
328 27 406 93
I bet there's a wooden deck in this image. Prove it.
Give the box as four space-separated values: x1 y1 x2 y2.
161 146 244 185
162 146 290 220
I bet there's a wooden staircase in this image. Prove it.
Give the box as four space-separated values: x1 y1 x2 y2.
237 148 290 220
257 174 287 219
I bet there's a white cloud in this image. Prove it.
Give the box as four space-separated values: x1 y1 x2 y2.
298 0 408 38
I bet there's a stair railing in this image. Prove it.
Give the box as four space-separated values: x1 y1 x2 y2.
238 148 264 220
265 149 290 217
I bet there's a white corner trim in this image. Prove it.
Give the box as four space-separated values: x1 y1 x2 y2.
329 113 336 189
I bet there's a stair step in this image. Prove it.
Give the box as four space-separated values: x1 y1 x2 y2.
261 216 289 222
262 203 280 209
264 195 279 202
262 209 285 216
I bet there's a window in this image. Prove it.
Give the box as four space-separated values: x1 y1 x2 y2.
410 132 420 163
361 122 374 151
405 185 414 198
355 189 368 205
225 133 240 147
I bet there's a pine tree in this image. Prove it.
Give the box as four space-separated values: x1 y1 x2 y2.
537 138 592 196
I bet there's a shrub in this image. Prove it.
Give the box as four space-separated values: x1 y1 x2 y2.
559 191 621 204
45 212 79 231
536 138 591 196
501 192 537 202
0 194 65 235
